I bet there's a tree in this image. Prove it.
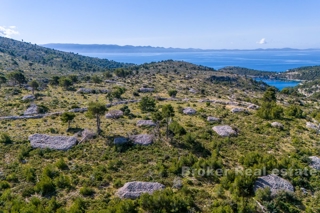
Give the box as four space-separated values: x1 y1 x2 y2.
68 75 78 83
49 76 60 86
162 104 175 139
0 76 7 88
60 112 76 130
29 80 39 95
114 68 132 78
168 89 178 98
86 102 107 134
91 75 102 84
139 96 156 113
59 77 73 90
110 86 126 100
151 111 163 138
262 87 277 102
257 87 283 120
7 71 27 87
103 71 113 79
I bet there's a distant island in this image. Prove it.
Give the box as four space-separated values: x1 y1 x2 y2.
41 43 320 54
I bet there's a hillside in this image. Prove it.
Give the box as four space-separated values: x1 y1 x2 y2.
0 36 132 78
1 40 320 212
0 52 320 213
279 66 320 80
218 66 278 79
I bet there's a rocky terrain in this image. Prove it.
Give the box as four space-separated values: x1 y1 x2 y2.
0 37 320 212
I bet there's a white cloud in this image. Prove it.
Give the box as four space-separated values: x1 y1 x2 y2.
0 26 19 38
257 38 267 44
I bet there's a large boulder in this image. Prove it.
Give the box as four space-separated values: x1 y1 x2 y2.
306 122 318 130
212 125 236 137
114 137 128 145
137 120 156 127
116 181 165 199
29 134 78 150
207 116 220 122
130 134 153 145
24 104 38 115
309 156 320 170
183 107 196 115
139 87 154 93
254 175 294 195
105 110 124 119
80 129 96 143
22 95 35 101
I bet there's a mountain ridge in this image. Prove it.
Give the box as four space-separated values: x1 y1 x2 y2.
42 43 320 53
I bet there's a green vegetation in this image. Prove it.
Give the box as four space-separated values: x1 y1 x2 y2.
60 112 76 130
86 102 107 134
1 37 320 212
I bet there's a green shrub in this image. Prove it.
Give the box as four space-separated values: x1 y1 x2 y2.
0 181 10 190
169 121 186 136
0 133 12 144
80 187 94 196
35 176 55 196
55 158 68 170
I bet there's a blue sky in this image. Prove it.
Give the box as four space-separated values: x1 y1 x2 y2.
1 0 320 49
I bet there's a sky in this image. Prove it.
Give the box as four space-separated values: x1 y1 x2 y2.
1 0 320 49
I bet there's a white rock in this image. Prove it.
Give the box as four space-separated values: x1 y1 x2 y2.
306 122 318 130
247 104 259 110
139 88 154 93
130 134 153 145
24 104 38 115
22 95 35 101
231 108 246 113
183 107 196 115
309 156 320 170
116 181 165 199
189 88 197 93
271 122 283 128
212 125 236 137
136 120 156 127
105 110 124 119
207 117 220 122
254 175 294 195
29 134 78 150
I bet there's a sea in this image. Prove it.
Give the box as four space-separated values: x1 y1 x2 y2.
80 49 320 90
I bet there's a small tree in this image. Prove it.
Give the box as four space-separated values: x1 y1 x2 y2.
60 112 76 130
103 71 113 79
139 96 156 113
49 76 60 86
151 111 163 138
91 75 102 84
59 77 73 90
86 102 107 134
162 104 175 139
29 80 39 95
168 89 178 98
257 87 283 120
110 86 126 100
7 71 27 87
0 76 7 88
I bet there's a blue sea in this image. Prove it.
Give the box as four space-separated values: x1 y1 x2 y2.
81 50 320 90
